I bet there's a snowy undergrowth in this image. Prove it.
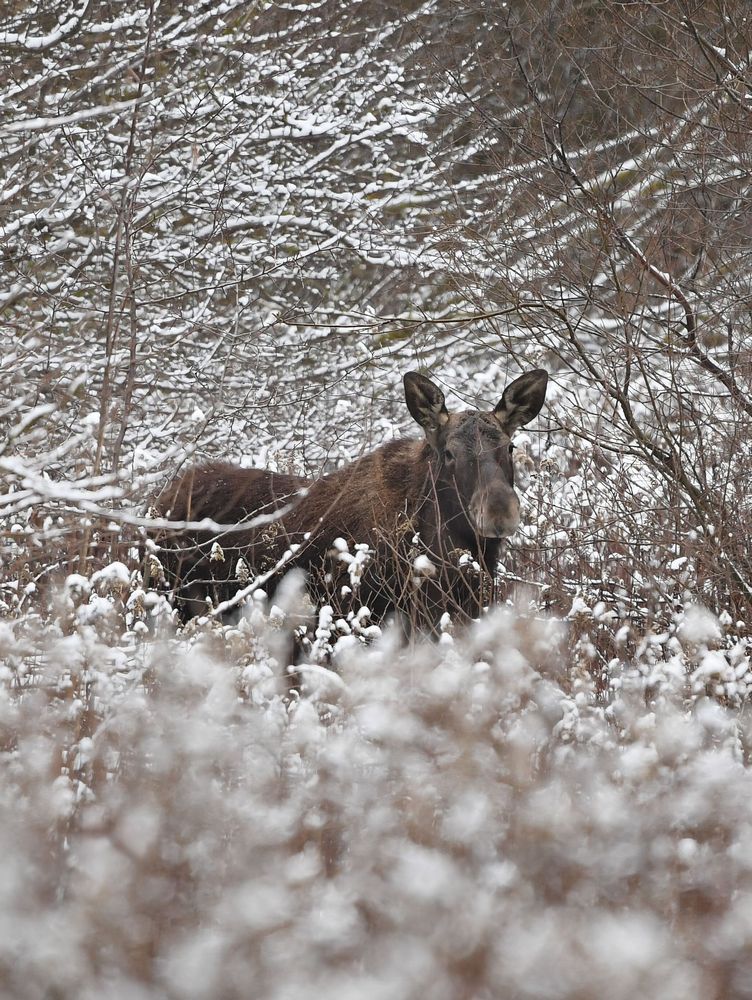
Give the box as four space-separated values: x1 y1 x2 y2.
2 586 752 999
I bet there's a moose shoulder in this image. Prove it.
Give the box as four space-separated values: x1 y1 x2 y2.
154 369 548 627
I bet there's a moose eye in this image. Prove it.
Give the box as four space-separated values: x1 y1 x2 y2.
444 448 455 465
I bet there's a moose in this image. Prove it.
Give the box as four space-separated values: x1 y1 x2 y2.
154 368 548 630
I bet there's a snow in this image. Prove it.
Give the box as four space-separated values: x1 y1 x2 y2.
90 561 131 591
679 605 723 646
412 554 436 576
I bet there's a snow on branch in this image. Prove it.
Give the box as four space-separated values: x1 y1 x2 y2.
2 96 151 136
0 0 92 53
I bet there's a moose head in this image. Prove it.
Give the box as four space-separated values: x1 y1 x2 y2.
403 368 548 543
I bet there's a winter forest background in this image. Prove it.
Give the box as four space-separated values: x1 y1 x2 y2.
3 1 752 997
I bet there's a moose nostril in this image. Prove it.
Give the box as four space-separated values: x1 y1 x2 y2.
469 490 520 538
500 514 521 537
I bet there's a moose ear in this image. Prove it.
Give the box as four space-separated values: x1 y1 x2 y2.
494 369 548 433
404 371 449 438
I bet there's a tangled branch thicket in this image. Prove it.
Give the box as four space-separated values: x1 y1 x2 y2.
4 1 752 994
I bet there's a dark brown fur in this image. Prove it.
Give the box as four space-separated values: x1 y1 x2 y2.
154 369 548 629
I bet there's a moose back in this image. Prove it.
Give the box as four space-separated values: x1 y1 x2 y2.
154 369 548 627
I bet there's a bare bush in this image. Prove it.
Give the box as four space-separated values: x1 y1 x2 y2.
0 590 751 998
